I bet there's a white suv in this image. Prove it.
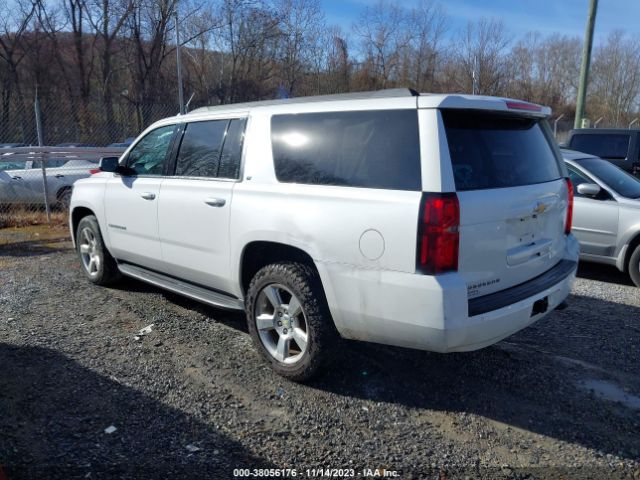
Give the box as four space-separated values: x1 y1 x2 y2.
70 89 579 381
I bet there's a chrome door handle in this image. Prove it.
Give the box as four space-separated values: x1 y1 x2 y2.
204 197 226 207
140 192 156 200
55 174 65 178
11 176 22 180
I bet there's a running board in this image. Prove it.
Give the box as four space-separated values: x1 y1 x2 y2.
118 263 244 311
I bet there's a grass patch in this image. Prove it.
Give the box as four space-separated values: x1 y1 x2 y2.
0 207 68 229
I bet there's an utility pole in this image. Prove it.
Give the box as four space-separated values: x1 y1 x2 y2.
175 4 185 115
574 0 598 129
34 87 51 223
472 55 478 95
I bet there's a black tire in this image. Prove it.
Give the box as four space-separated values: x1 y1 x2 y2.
245 262 340 382
76 215 121 285
628 244 640 287
57 188 72 210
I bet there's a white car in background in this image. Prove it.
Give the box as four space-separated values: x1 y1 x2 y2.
70 89 579 381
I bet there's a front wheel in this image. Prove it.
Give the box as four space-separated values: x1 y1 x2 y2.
76 215 121 285
628 244 640 287
245 262 339 382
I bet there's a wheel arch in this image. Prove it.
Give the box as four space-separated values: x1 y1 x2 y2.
56 185 72 199
622 230 640 272
240 241 321 295
70 206 96 244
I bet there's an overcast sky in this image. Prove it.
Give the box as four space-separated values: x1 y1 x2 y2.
321 0 640 42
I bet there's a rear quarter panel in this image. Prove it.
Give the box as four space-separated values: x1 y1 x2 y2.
228 110 422 311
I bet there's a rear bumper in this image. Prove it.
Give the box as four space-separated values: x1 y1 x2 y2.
320 234 579 352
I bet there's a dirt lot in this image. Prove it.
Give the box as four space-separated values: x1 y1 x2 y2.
1 228 639 479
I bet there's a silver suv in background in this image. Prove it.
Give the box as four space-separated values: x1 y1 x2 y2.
0 147 125 208
563 148 640 286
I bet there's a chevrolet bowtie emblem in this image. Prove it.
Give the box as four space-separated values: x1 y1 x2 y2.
533 202 547 215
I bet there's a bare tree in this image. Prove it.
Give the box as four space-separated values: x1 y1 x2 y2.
217 0 281 103
407 0 447 92
0 0 39 140
353 0 410 88
446 18 510 95
273 0 324 96
507 32 580 111
590 31 640 126
85 0 134 141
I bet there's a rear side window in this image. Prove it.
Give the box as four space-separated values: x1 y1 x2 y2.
218 118 246 179
271 110 421 191
442 110 562 191
570 134 630 159
175 119 246 179
175 120 227 177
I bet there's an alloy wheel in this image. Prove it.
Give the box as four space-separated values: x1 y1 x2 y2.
255 283 309 364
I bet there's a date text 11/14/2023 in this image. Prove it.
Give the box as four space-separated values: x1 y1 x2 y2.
232 468 401 477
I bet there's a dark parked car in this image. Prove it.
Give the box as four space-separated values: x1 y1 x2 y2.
565 128 640 174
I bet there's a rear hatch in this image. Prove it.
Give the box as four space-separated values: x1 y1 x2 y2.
441 108 569 299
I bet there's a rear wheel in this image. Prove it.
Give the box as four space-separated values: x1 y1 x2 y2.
245 262 339 382
76 215 120 285
628 244 640 287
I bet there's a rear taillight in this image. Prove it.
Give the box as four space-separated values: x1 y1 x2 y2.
417 193 460 275
89 169 100 175
565 178 573 235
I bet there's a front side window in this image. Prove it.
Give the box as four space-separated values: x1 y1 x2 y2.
566 165 595 198
577 157 640 199
271 110 421 191
126 125 175 175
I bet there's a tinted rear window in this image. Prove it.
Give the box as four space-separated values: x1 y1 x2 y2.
570 133 630 159
271 110 421 191
442 110 562 191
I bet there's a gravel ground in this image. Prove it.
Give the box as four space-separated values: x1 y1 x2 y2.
1 233 639 479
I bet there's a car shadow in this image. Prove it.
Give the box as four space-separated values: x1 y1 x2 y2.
111 277 249 333
0 343 272 479
577 262 634 286
108 277 640 462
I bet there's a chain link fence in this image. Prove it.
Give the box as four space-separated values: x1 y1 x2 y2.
0 97 178 231
1 98 178 148
0 147 127 229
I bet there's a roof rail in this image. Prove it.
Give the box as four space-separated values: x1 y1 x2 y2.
189 88 419 114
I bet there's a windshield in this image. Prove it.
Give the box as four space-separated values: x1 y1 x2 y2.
578 157 640 198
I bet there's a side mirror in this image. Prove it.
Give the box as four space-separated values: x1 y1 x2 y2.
577 183 601 197
99 156 119 172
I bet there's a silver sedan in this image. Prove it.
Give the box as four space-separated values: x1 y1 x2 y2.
562 149 640 286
